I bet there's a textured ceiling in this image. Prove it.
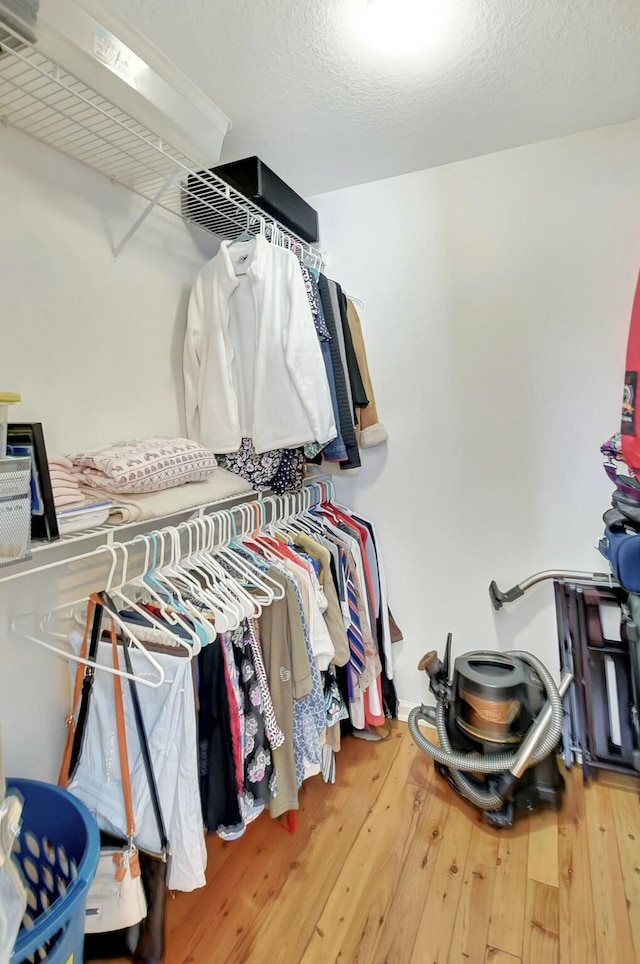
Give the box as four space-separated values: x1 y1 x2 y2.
107 0 640 197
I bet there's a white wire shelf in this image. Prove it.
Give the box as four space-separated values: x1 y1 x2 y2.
0 21 323 265
0 472 332 583
0 478 334 618
1 489 261 581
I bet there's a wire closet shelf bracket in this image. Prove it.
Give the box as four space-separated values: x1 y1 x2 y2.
0 19 324 267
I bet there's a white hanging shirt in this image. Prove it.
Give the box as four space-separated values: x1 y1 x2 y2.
183 236 337 455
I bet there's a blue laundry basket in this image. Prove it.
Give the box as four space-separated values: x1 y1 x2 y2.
7 778 100 964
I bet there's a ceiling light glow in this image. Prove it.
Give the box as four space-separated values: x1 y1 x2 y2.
363 0 438 56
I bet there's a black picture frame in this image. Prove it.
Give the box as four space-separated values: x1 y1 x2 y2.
7 422 59 542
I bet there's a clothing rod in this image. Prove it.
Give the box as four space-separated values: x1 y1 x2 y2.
3 480 334 614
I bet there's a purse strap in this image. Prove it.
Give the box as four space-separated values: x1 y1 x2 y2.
59 592 137 845
62 594 105 785
57 598 96 787
121 637 171 861
60 591 168 857
109 616 136 844
101 591 170 859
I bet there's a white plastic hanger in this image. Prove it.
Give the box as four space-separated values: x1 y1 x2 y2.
129 532 206 653
174 519 239 636
11 544 166 688
249 496 297 566
106 541 196 660
201 514 259 620
234 498 279 564
215 506 283 605
195 516 247 629
151 525 220 645
184 516 245 629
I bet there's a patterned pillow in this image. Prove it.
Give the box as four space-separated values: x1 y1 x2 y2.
71 437 217 494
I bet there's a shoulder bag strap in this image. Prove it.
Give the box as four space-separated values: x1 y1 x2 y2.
120 626 171 859
57 597 96 787
109 615 136 844
65 594 105 783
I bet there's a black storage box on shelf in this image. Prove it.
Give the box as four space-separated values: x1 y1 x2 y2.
184 156 319 243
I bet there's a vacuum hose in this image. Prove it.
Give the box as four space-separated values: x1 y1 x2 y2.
408 651 568 811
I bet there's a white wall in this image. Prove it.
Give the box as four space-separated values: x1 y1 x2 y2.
0 127 216 777
311 120 640 711
1 118 639 776
0 126 218 453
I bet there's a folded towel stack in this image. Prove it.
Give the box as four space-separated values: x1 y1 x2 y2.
48 455 86 510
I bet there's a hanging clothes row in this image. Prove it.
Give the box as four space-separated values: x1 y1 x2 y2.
183 234 388 494
199 493 399 840
22 485 400 894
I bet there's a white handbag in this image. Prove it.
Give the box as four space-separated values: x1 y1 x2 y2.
66 605 148 935
84 845 147 934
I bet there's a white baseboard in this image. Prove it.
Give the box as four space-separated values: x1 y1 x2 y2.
397 699 419 723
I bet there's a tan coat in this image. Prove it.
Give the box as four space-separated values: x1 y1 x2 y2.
346 299 388 448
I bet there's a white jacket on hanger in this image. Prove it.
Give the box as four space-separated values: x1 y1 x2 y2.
184 236 337 454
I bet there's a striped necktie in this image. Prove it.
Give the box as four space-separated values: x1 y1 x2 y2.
345 563 367 675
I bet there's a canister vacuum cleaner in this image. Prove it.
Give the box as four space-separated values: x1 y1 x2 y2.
408 635 573 827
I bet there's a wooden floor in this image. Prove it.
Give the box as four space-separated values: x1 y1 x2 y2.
161 722 640 964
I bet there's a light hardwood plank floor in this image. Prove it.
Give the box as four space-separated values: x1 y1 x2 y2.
120 722 640 963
